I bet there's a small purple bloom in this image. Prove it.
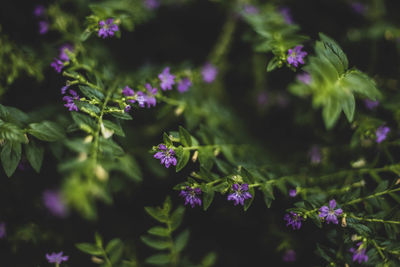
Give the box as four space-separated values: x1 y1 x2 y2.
98 18 119 39
177 78 192 93
351 3 366 14
122 86 135 97
283 249 296 262
364 99 379 110
376 125 390 143
43 190 68 218
284 211 303 230
243 5 259 15
34 5 45 17
62 90 80 112
46 251 69 264
39 21 49 35
61 85 69 95
350 242 368 264
135 91 147 108
143 83 158 108
279 7 293 24
257 91 268 106
51 58 64 73
144 0 160 9
297 72 311 85
309 145 322 165
201 63 218 83
287 45 307 67
158 67 175 91
319 199 343 224
153 144 177 168
227 183 252 206
179 186 202 208
289 189 297 197
59 44 74 62
0 222 6 239
124 105 132 113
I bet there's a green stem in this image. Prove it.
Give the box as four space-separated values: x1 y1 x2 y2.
209 15 237 64
348 214 400 225
344 187 400 206
371 239 386 260
166 221 178 266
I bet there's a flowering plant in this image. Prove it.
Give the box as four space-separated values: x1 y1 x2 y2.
1 0 400 266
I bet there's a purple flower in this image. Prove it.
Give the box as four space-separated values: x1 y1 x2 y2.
177 78 192 93
122 86 135 97
61 85 69 95
153 144 177 168
297 72 311 85
289 189 297 197
144 0 160 9
59 44 74 62
39 21 49 35
257 91 268 107
287 45 307 67
51 58 64 73
351 3 366 14
34 5 45 17
319 199 343 224
201 63 218 83
158 67 175 91
62 90 80 112
124 105 132 113
179 186 202 208
98 18 119 39
143 83 158 108
309 145 322 165
46 252 69 264
135 91 147 108
279 7 293 24
227 183 252 206
376 125 390 143
243 5 259 15
350 242 368 264
284 212 303 230
283 249 296 262
364 99 379 110
43 190 68 218
0 222 6 239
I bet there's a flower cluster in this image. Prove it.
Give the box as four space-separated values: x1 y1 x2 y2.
287 45 307 67
349 242 368 263
123 84 158 112
46 251 69 264
284 211 303 230
62 89 80 112
227 183 252 206
33 5 48 35
51 45 74 73
319 199 343 224
98 18 119 38
153 144 177 168
179 186 202 208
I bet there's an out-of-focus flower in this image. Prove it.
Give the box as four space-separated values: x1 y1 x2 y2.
364 99 379 110
376 125 390 143
287 45 307 67
297 72 311 85
0 222 6 239
309 145 322 165
283 249 296 262
289 189 297 197
43 190 68 218
39 21 49 35
177 78 192 93
284 212 303 230
62 90 80 112
158 67 175 90
34 5 45 17
46 252 69 264
144 0 160 10
349 242 368 263
279 7 293 24
201 63 218 83
98 18 119 38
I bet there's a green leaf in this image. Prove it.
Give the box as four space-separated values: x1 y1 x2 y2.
0 122 27 143
79 85 104 100
322 97 342 129
28 121 65 142
170 206 185 231
99 137 124 156
103 120 125 137
175 147 190 172
178 126 192 147
266 57 278 72
95 232 103 247
203 187 215 211
163 133 172 146
341 92 355 122
110 111 133 120
24 140 44 173
145 207 168 223
318 33 348 74
116 155 142 182
198 147 214 171
174 229 189 252
106 238 124 264
75 243 103 256
148 226 170 237
145 254 170 265
201 252 217 267
1 141 21 177
140 235 170 250
244 187 255 211
71 112 96 133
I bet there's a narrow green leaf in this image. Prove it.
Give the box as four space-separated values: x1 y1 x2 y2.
163 133 172 146
140 235 170 250
175 147 190 172
75 243 103 256
178 126 192 147
341 92 355 122
203 188 215 211
24 140 44 173
110 111 133 120
198 147 214 171
1 141 21 177
145 254 170 265
28 121 65 142
244 187 255 211
79 85 104 100
322 97 342 129
106 238 124 264
144 207 168 223
103 120 125 137
170 206 185 231
148 226 170 237
174 229 189 252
